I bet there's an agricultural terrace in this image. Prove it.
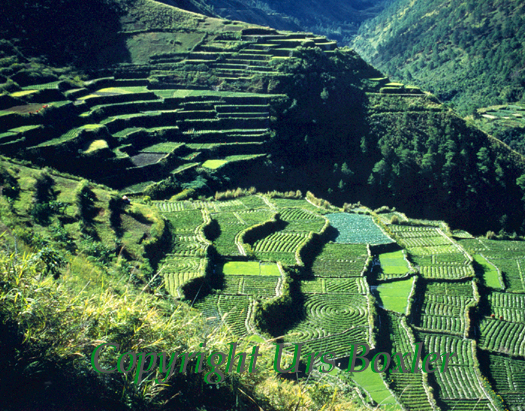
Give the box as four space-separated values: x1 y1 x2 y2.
27 184 523 410
3 3 525 406
461 239 525 292
486 353 525 410
372 276 415 314
389 224 475 280
487 292 525 323
376 250 411 280
311 243 369 277
326 213 393 245
349 366 401 410
221 261 281 276
384 313 436 410
419 333 497 411
473 254 504 289
414 281 477 336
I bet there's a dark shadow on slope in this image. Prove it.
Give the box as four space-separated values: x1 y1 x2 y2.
0 0 131 68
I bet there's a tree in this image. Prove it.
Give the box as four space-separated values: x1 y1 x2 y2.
320 87 329 101
341 162 354 178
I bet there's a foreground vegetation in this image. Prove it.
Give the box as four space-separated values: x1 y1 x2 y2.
2 156 525 410
0 159 367 410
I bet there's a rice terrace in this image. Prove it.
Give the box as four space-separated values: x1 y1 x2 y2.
2 0 525 410
151 190 525 411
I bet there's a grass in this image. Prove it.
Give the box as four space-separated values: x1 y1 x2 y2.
202 159 228 169
79 87 140 100
140 142 183 153
474 254 502 289
373 277 415 314
221 261 281 276
84 139 109 153
379 251 409 275
349 367 400 409
10 89 38 97
225 154 265 161
82 124 105 130
9 125 41 133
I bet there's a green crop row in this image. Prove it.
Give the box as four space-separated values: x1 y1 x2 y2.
479 319 525 357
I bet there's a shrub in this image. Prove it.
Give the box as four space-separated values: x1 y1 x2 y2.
33 170 55 204
74 179 96 223
486 230 496 239
108 195 124 237
143 176 180 200
0 167 19 203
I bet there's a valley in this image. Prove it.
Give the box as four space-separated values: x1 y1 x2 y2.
1 1 525 410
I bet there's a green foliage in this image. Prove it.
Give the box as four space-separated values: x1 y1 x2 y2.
353 0 525 114
0 166 19 202
74 179 96 225
33 170 55 204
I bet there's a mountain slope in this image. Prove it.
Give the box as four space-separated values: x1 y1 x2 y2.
2 0 525 237
159 0 390 44
352 0 525 114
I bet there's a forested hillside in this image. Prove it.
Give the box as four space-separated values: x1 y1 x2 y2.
159 0 389 44
352 0 525 115
2 0 525 237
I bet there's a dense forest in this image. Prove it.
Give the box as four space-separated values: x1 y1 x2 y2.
352 0 525 115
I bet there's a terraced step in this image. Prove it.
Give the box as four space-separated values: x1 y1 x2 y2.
242 34 306 41
217 112 267 119
180 101 223 110
64 88 90 99
188 52 222 60
182 117 270 131
214 63 251 70
248 43 280 50
220 96 274 105
220 117 269 129
199 44 235 52
271 49 299 57
239 49 272 55
102 111 179 133
215 104 269 113
86 99 166 117
217 76 254 82
79 91 158 108
224 58 270 66
215 68 251 77
177 110 217 120
150 58 186 64
247 66 275 72
183 128 269 136
314 41 338 50
186 131 268 143
183 59 215 64
234 54 272 61
265 39 314 47
113 79 150 87
0 131 21 144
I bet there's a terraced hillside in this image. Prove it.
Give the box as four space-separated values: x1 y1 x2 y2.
6 0 525 237
144 192 524 410
2 150 525 409
0 26 347 192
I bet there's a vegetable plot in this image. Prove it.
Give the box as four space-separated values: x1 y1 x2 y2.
326 213 393 245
